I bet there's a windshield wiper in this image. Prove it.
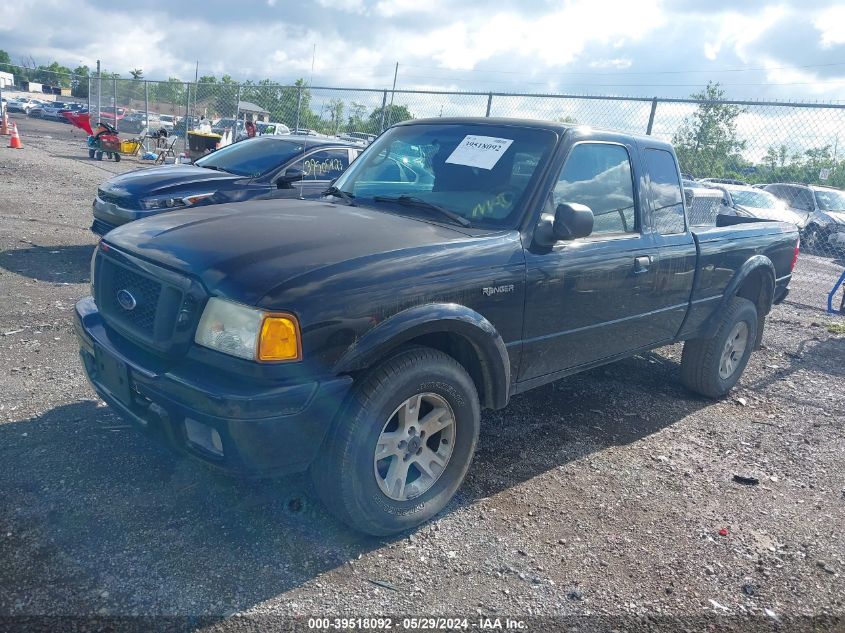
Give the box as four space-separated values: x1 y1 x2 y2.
199 164 229 173
322 185 356 206
372 195 470 227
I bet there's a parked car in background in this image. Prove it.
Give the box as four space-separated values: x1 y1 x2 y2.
256 121 291 136
159 115 175 132
212 118 244 136
99 107 126 123
171 115 200 136
118 112 152 134
52 102 85 122
764 183 845 251
704 183 807 229
340 132 377 145
91 135 361 235
40 102 76 121
28 103 46 118
699 177 749 186
8 98 37 114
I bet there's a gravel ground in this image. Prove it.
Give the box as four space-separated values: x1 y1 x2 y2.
1 114 844 632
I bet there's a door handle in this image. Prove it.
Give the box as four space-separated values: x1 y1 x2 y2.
633 255 652 274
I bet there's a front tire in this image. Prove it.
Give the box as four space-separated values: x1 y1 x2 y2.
680 296 758 398
311 347 480 535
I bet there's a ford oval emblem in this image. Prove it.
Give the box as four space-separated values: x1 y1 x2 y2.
116 289 137 311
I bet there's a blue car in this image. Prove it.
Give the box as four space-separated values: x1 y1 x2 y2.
91 135 361 235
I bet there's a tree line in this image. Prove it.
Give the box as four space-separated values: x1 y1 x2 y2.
673 81 845 188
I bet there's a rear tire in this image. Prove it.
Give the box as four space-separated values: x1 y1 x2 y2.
680 296 758 398
88 149 95 159
95 151 103 161
311 347 480 535
114 153 121 162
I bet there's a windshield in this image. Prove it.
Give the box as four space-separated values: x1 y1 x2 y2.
814 188 845 211
729 189 780 209
333 123 557 228
195 138 304 177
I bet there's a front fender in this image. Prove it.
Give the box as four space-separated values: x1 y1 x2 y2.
334 303 510 409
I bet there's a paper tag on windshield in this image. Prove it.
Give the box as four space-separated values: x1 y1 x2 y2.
445 135 514 170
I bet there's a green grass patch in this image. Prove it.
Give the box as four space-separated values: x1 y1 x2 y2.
826 321 845 335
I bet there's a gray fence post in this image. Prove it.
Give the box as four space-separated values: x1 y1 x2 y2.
86 76 90 114
144 81 149 143
379 90 388 132
183 82 190 156
646 97 658 135
96 60 101 126
486 93 493 117
294 85 302 132
113 76 117 119
235 85 241 132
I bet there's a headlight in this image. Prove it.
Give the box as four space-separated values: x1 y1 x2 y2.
194 297 301 362
140 192 215 210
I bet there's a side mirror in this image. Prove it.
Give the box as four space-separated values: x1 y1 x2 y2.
535 202 594 247
553 202 594 240
278 166 304 188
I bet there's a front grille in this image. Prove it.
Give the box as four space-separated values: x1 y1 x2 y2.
91 218 117 236
94 245 206 355
107 265 161 335
97 188 132 207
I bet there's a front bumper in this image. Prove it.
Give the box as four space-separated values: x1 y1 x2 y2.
74 296 352 476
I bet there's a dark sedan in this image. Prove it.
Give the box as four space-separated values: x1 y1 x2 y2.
91 136 361 235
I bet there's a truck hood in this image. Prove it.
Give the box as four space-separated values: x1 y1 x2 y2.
99 165 243 200
103 199 472 306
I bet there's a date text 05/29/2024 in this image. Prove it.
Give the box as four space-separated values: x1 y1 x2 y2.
307 617 528 630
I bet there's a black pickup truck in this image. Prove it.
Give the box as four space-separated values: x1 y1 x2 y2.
75 118 799 535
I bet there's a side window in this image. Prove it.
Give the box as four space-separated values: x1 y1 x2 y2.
793 188 814 212
645 149 685 235
301 149 350 181
554 143 636 235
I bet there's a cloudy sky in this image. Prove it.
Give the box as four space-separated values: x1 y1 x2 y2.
3 0 845 101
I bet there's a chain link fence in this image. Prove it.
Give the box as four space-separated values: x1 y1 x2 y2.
3 65 843 312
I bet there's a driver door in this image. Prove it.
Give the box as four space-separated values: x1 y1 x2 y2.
520 141 661 382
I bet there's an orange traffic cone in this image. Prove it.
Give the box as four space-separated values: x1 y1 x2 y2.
8 122 22 149
0 110 9 135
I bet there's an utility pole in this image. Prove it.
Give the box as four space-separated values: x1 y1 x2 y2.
387 62 398 128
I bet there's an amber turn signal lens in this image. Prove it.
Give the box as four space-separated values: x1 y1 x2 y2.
258 315 301 361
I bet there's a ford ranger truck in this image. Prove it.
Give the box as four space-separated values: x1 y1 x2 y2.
75 118 800 535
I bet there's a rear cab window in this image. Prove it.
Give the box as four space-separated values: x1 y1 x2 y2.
644 148 685 235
